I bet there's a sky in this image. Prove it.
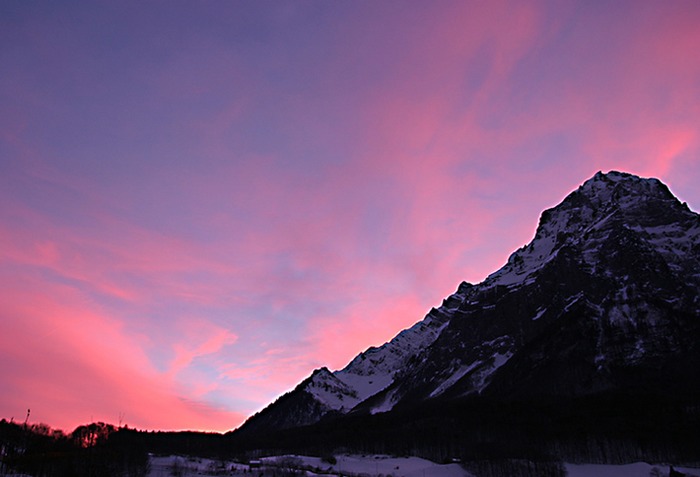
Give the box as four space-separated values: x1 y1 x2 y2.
1 0 700 433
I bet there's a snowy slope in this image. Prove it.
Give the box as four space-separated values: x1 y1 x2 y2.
333 285 468 399
236 283 471 433
302 283 470 410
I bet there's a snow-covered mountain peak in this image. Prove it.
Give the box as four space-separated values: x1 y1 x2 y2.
538 171 681 238
578 170 673 206
485 171 695 288
309 367 334 379
303 367 361 411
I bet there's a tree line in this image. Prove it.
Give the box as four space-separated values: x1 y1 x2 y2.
0 419 149 477
3 390 699 476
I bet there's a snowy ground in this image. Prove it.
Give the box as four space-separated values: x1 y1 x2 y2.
565 462 700 477
148 454 469 477
263 454 469 477
147 454 700 477
149 455 240 476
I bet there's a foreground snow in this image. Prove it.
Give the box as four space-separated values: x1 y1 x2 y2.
148 454 470 477
148 454 700 477
263 454 469 477
565 462 699 477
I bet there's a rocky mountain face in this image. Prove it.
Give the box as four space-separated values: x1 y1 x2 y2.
236 171 700 437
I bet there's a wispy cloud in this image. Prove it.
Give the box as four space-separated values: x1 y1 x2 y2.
1 0 699 431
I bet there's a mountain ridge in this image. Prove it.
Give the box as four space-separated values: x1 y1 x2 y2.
235 170 700 437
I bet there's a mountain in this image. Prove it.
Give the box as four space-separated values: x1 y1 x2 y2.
235 171 700 440
235 284 468 434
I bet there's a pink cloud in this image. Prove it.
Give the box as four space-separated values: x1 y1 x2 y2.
0 272 244 431
3 1 700 433
168 320 239 378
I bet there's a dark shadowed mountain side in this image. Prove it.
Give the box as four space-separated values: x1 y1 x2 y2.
230 171 700 464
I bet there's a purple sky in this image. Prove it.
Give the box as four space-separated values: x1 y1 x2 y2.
1 0 700 432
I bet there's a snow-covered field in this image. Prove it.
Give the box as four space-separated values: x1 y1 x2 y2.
565 462 699 477
263 454 468 477
149 455 239 476
147 454 700 477
148 454 469 477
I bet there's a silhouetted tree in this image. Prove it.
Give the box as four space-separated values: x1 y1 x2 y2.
0 418 149 477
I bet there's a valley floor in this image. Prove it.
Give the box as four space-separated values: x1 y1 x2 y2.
147 454 700 477
565 462 699 477
148 454 467 477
